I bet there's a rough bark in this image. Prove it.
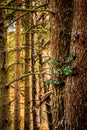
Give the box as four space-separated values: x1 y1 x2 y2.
31 34 38 130
37 15 46 125
31 2 39 129
44 85 53 130
38 52 43 124
0 1 10 129
65 0 87 129
50 0 73 129
14 1 21 130
24 0 31 130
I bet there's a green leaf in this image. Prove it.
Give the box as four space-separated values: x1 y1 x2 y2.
43 78 52 85
53 61 60 66
48 58 60 66
56 68 62 75
52 68 62 75
52 79 61 85
63 66 73 76
65 54 76 64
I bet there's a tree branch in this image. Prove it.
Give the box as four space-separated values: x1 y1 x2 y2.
36 91 52 107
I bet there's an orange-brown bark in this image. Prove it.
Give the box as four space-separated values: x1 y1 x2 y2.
14 1 21 130
65 0 87 129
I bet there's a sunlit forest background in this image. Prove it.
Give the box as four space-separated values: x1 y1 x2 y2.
0 0 87 130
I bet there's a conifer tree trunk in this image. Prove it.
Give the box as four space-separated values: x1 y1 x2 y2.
44 84 53 130
31 31 38 130
14 1 21 129
0 1 10 129
38 50 43 124
65 0 87 129
50 0 73 129
24 0 31 129
38 13 53 129
31 2 38 129
37 16 45 125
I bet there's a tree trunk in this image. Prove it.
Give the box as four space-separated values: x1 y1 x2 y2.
14 1 21 130
24 0 31 130
31 2 39 129
0 1 10 129
44 84 53 130
31 33 38 130
65 0 87 129
50 0 73 129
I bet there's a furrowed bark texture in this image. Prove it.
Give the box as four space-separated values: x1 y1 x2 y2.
65 0 87 130
31 2 39 129
14 0 21 129
0 1 10 129
50 0 73 129
24 0 31 130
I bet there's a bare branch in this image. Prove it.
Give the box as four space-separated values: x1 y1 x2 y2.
36 91 52 107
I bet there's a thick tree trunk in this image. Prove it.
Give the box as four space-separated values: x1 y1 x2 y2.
50 0 73 129
0 2 10 130
65 0 87 129
14 1 21 129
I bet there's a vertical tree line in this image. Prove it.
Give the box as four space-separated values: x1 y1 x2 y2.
24 0 31 129
0 0 10 130
0 0 87 130
65 0 87 129
14 0 21 130
50 0 73 129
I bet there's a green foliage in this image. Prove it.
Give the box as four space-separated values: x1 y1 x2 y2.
56 68 62 75
52 68 62 75
53 61 60 66
43 78 52 85
65 54 76 64
44 54 76 87
52 79 62 86
43 78 62 86
48 57 60 66
63 66 73 76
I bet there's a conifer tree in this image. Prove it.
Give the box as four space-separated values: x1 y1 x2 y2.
65 0 87 129
14 1 21 130
0 0 10 129
24 0 31 129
